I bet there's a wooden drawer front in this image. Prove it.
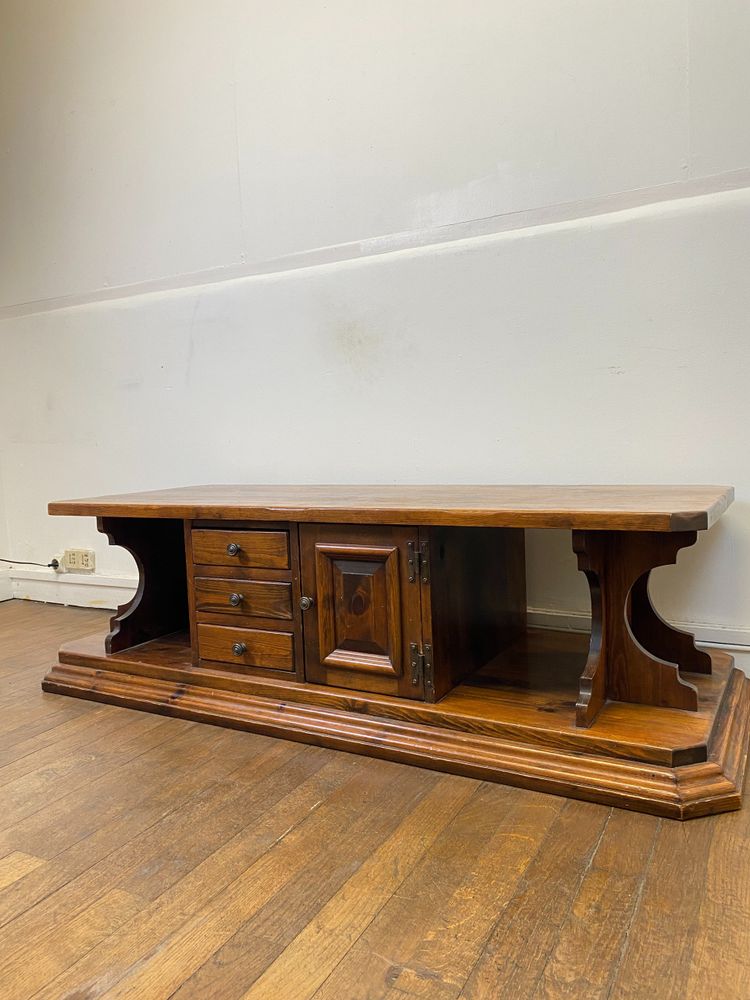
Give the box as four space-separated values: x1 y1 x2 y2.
198 624 294 672
192 529 289 569
194 578 293 620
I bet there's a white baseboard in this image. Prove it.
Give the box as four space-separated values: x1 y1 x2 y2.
526 607 591 633
8 567 136 610
527 605 750 650
527 606 750 675
0 570 12 603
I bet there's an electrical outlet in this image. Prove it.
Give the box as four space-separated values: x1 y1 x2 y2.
63 548 96 572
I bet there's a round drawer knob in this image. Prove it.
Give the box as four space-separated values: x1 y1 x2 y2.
299 596 315 612
226 542 241 556
228 592 243 607
231 641 247 656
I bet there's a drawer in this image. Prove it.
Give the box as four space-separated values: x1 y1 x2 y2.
192 529 289 569
198 624 294 672
194 577 293 620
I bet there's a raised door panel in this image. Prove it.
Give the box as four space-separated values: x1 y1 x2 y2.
300 525 424 698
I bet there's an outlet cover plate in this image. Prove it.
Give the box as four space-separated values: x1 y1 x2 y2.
63 549 96 572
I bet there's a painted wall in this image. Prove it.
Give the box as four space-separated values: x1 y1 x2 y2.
1 2 749 643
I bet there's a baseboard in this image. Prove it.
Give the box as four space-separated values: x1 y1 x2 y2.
0 570 12 603
8 567 135 610
527 606 750 675
528 605 750 647
526 607 591 633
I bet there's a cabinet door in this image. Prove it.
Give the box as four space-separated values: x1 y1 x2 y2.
300 525 424 698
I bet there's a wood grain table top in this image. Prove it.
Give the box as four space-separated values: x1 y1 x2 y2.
48 484 734 531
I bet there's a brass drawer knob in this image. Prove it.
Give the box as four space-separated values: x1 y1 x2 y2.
299 596 315 612
231 641 247 656
228 592 243 607
226 542 241 556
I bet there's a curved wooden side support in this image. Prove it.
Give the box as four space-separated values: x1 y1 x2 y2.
628 572 712 674
577 565 606 731
573 530 701 728
98 516 189 653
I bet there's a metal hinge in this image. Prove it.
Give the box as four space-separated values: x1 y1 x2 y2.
407 540 430 584
423 642 433 693
409 641 434 691
409 642 422 685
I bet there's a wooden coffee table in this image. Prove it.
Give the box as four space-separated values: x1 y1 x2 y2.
42 484 749 818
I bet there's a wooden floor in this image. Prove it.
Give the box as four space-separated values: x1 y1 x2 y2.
2 602 749 1000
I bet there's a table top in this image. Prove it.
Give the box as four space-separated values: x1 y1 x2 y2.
48 484 734 531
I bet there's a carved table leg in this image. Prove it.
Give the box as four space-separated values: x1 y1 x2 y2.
573 530 707 728
99 517 188 653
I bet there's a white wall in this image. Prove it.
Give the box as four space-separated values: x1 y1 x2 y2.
1 1 749 644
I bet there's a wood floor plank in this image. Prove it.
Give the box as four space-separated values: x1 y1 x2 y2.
0 717 211 845
683 801 750 1000
0 713 184 823
167 766 455 998
0 703 95 750
237 776 477 1000
30 754 366 999
111 740 310 902
0 726 277 935
0 705 153 778
2 887 143 1000
0 731 303 947
87 766 472 1000
0 706 123 769
0 851 45 891
605 818 716 999
459 801 612 999
309 785 562 1000
533 810 661 999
